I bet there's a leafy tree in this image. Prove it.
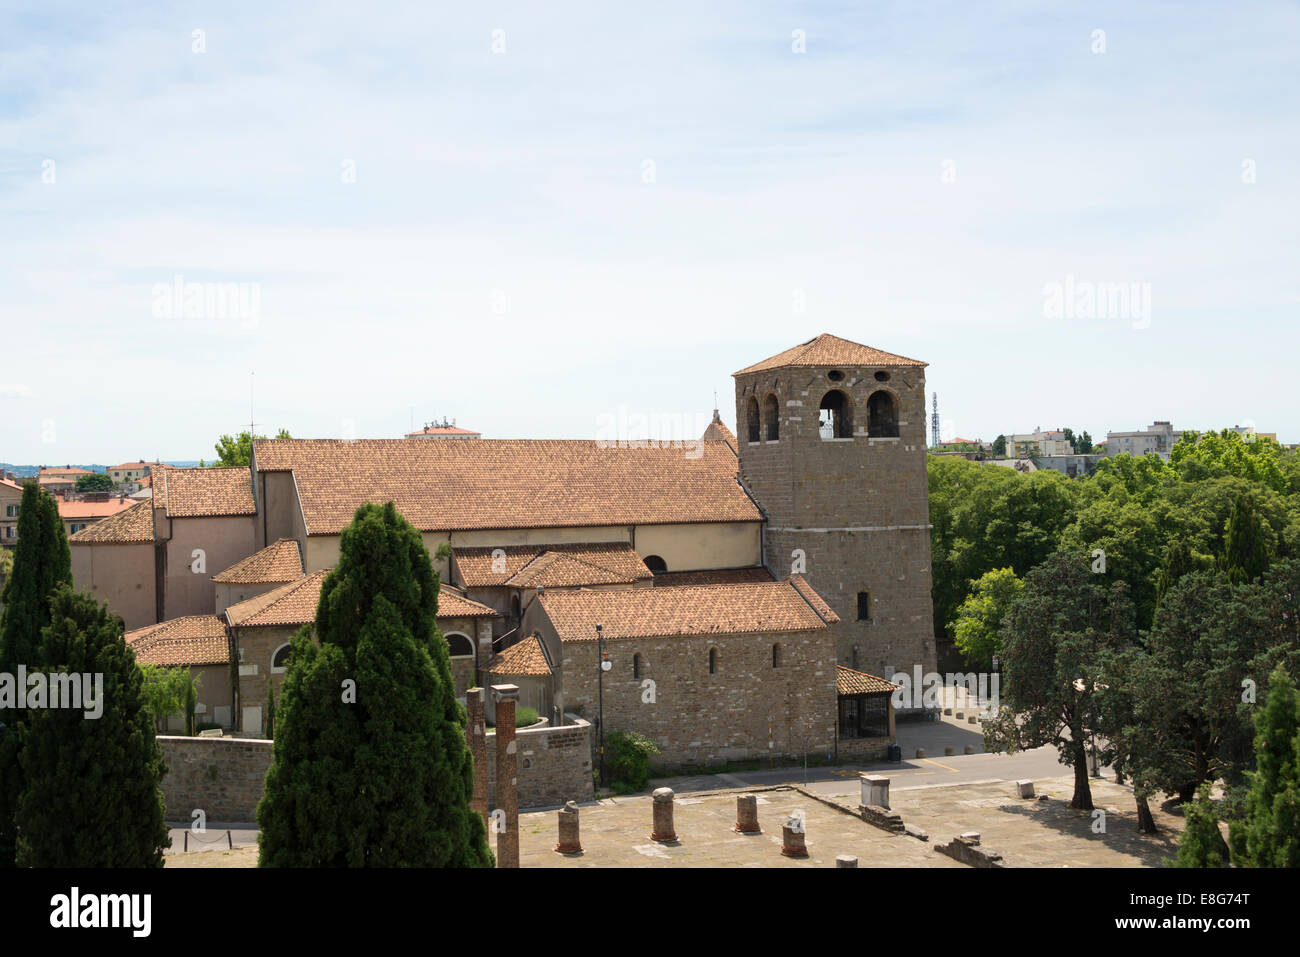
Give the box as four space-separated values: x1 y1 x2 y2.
991 434 1006 458
1076 431 1094 454
210 428 291 468
982 550 1134 809
0 483 71 867
1229 665 1300 867
139 664 201 733
1174 785 1230 867
1154 538 1213 613
14 585 170 867
950 567 1023 670
607 729 661 793
74 472 116 493
257 501 492 867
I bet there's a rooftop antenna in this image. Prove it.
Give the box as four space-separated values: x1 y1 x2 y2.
930 393 941 448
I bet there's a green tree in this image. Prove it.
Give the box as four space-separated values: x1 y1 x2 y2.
14 585 170 867
991 434 1006 458
1174 785 1230 867
139 664 201 733
1219 493 1270 585
74 472 116 493
0 483 71 867
210 428 291 468
1154 538 1213 612
950 567 1023 670
257 501 492 867
982 550 1134 810
1229 665 1300 867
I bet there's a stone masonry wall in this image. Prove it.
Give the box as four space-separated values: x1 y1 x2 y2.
159 735 272 824
484 716 595 809
562 629 838 769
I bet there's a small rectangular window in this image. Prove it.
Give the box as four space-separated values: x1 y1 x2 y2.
857 591 871 621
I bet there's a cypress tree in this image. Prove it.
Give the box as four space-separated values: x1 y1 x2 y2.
1230 665 1300 867
0 484 72 867
257 501 492 867
15 585 170 867
1220 493 1269 585
1173 785 1229 867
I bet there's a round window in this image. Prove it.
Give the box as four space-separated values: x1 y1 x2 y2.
874 370 890 382
828 370 845 382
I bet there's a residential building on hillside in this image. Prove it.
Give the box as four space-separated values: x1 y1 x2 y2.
58 496 136 537
1105 421 1181 460
109 461 156 484
1 477 23 545
1006 428 1074 458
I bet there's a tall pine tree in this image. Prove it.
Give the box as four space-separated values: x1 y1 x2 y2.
1174 785 1229 867
257 502 492 866
15 586 170 866
0 484 72 867
1220 493 1270 585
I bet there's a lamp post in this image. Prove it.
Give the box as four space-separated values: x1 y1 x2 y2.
596 624 610 789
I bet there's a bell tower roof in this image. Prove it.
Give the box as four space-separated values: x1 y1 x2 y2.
733 333 927 377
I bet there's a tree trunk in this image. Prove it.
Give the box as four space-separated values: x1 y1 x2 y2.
1136 795 1157 834
1071 740 1093 810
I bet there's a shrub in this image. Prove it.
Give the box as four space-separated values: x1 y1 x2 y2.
515 706 539 727
607 730 660 793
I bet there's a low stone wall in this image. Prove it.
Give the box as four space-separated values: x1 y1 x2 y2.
485 716 594 809
837 735 893 762
159 735 273 824
935 833 1003 867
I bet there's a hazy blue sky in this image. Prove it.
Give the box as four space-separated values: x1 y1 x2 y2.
2 0 1297 463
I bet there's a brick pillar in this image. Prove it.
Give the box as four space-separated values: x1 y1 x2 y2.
465 688 489 831
650 787 677 843
781 815 808 858
733 794 761 834
493 684 520 868
555 800 582 855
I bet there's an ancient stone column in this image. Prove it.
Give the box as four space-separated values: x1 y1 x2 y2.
860 774 890 810
650 787 677 843
835 854 858 868
733 794 761 834
465 688 489 832
781 814 808 858
492 684 521 868
555 800 582 855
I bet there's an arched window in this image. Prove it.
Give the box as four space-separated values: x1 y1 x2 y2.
643 555 667 575
819 390 854 438
271 643 292 674
867 391 899 437
772 643 781 669
763 394 780 440
633 653 642 679
445 633 474 658
708 647 718 675
746 396 761 443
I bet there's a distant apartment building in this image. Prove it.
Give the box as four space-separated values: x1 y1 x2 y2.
1006 428 1074 458
1104 421 1181 460
108 460 155 484
1 477 23 544
58 497 136 537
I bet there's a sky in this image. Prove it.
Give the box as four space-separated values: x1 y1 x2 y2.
1 0 1298 463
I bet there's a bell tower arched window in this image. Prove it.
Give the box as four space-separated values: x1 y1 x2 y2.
867 391 899 437
763 394 779 440
819 390 854 438
746 396 761 443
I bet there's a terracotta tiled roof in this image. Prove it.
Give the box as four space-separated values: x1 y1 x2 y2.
69 500 155 544
506 552 642 588
653 566 774 587
211 539 303 584
110 462 153 471
58 499 135 520
39 467 92 476
252 439 760 534
126 616 229 667
538 578 836 641
154 466 256 518
454 542 652 588
38 475 73 485
483 635 552 676
789 574 841 624
436 585 498 619
734 334 927 375
1 478 26 492
700 410 737 454
225 570 328 628
836 665 899 696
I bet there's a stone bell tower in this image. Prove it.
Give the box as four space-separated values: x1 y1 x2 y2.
733 333 936 685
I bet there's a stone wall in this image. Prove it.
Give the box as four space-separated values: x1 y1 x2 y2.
484 716 594 809
159 735 272 824
837 734 893 762
561 629 837 769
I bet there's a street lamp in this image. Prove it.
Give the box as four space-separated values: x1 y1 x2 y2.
596 624 610 789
